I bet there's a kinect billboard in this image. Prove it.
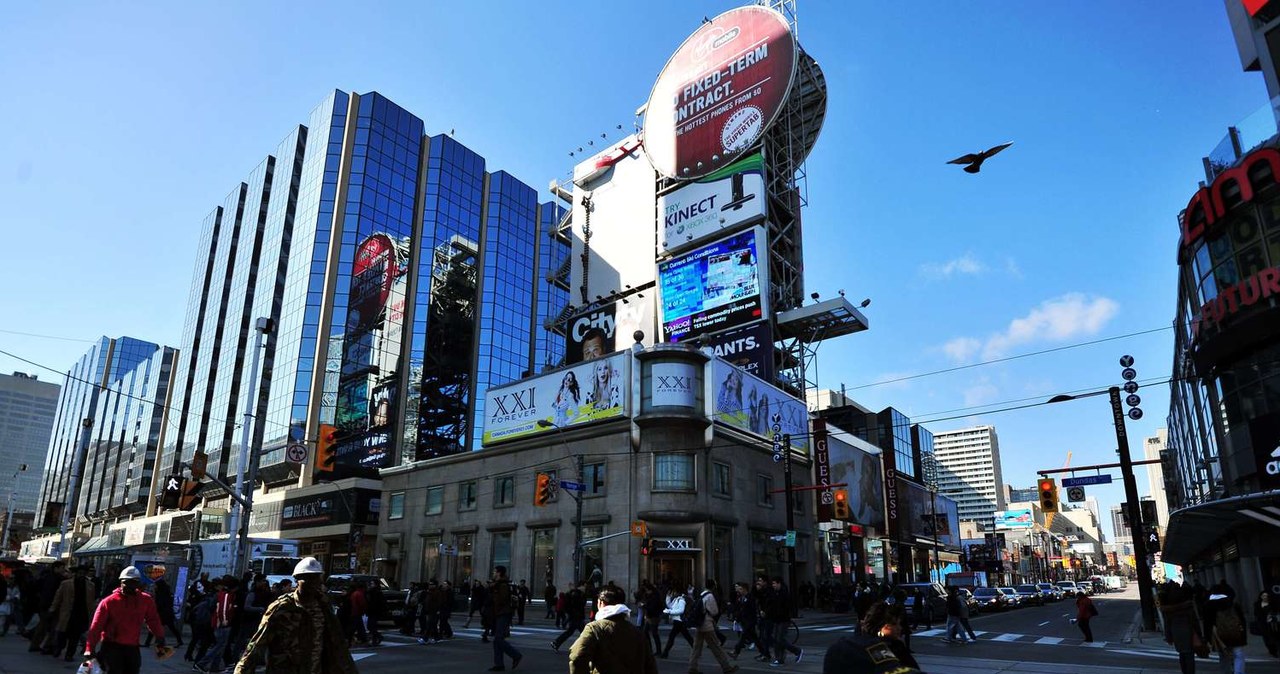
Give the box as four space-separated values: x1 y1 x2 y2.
659 226 768 343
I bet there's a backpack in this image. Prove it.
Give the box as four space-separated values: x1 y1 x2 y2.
683 592 706 626
1215 607 1246 647
192 595 216 627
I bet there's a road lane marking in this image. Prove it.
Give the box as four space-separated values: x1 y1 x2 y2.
1034 637 1063 645
992 633 1022 641
1038 621 1050 626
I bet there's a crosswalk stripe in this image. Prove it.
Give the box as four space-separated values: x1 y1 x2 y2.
1034 637 1063 645
992 633 1022 642
1082 641 1108 648
811 625 853 632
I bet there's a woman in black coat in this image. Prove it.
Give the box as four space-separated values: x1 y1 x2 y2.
1161 584 1202 674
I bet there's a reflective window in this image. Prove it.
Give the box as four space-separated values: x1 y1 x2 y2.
424 486 443 515
388 491 405 520
757 474 774 507
654 454 695 491
713 462 732 498
459 480 478 511
495 475 516 507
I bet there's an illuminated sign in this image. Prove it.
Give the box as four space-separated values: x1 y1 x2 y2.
658 152 766 254
1181 147 1280 250
659 226 768 342
994 509 1035 529
643 6 797 180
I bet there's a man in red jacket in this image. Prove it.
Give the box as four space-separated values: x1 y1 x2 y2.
195 576 238 673
84 566 167 674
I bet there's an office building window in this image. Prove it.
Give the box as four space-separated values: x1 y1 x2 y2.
583 462 606 496
654 453 695 491
713 462 732 498
491 531 512 574
757 475 773 507
495 475 515 507
424 487 443 516
459 481 478 511
388 492 405 520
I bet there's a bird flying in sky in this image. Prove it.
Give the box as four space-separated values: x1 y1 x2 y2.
947 141 1014 174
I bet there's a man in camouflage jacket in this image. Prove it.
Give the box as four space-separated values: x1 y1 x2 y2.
234 558 356 674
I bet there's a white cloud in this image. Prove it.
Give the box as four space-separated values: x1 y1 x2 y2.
920 253 987 280
939 293 1120 363
942 337 982 362
1004 257 1023 280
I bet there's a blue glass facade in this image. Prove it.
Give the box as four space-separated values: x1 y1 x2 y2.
35 337 176 528
163 90 566 499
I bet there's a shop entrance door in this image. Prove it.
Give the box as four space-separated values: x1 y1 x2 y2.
651 556 694 591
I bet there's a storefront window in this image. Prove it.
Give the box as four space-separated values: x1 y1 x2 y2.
582 525 604 585
491 531 512 574
455 533 474 586
421 535 441 582
532 529 555 588
712 526 733 586
654 454 695 491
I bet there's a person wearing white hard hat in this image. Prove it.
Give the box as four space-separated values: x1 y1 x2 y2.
233 557 356 674
83 566 168 674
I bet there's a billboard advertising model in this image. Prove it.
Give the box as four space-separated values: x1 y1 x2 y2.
659 226 768 343
710 357 808 454
825 432 886 530
658 152 766 255
565 298 656 365
643 5 798 180
482 353 629 445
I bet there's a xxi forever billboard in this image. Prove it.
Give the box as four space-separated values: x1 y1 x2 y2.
482 353 630 445
659 226 768 343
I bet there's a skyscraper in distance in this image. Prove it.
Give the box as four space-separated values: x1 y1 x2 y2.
932 425 1006 527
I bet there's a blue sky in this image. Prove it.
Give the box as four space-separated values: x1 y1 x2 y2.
0 2 1265 539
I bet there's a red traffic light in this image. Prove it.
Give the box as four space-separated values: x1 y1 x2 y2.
1038 479 1054 491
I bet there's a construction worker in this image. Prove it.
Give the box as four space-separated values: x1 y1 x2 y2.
233 557 357 674
83 566 169 674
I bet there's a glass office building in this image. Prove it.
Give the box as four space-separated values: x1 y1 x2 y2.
161 89 568 500
34 337 176 532
0 372 59 526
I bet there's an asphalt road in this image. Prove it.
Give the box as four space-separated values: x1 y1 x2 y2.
0 588 1235 674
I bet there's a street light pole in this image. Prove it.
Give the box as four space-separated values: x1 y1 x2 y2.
1109 386 1157 631
228 317 271 576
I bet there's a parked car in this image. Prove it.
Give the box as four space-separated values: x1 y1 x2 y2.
900 582 948 624
1056 580 1080 596
1014 584 1045 606
1036 583 1063 601
958 587 981 615
326 574 408 625
971 586 1010 611
999 587 1025 608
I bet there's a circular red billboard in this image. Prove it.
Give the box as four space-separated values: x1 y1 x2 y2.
643 5 797 180
350 233 398 327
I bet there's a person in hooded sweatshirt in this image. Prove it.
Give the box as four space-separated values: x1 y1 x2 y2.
83 566 167 674
569 586 658 674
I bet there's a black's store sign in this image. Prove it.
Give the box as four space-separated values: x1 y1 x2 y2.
281 488 381 531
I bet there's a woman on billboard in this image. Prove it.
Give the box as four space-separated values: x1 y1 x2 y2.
585 359 621 411
552 372 580 427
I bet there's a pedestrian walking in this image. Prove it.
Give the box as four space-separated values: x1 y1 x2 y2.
230 576 270 654
752 576 774 660
82 566 169 674
728 582 759 660
1075 591 1098 643
1161 583 1204 674
27 560 67 654
487 565 522 672
765 577 802 666
687 580 738 674
639 582 664 655
544 581 557 620
344 583 367 645
185 585 217 663
0 577 22 636
1208 591 1247 673
552 582 587 652
147 577 183 647
568 585 658 674
232 557 356 674
1253 591 1278 658
49 563 96 661
957 587 977 641
942 586 969 644
365 579 386 646
515 580 529 625
436 581 455 640
660 586 694 658
195 576 237 673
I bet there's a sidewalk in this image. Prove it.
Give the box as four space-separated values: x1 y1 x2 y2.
913 654 1178 673
1128 604 1278 664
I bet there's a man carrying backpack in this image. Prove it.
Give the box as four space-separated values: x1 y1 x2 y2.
687 581 738 674
551 582 587 652
1209 592 1248 673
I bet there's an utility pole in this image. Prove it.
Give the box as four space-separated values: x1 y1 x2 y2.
574 453 584 584
228 318 271 576
781 432 797 614
58 417 93 559
1110 386 1157 631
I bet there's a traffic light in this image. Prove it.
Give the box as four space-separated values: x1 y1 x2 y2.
1039 478 1059 513
534 473 555 507
833 489 850 519
314 424 337 475
179 479 201 511
160 475 183 510
1140 500 1157 527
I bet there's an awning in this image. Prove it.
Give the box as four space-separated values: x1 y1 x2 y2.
1163 489 1280 566
75 535 126 556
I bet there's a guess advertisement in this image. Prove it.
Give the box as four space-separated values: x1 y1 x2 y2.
658 152 766 254
659 227 768 342
482 353 630 445
643 5 797 180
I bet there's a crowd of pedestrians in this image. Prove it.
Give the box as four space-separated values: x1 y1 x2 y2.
1157 577 1279 674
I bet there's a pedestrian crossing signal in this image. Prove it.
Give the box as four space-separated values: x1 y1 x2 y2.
1039 478 1058 513
160 475 183 510
534 473 556 507
833 489 850 519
